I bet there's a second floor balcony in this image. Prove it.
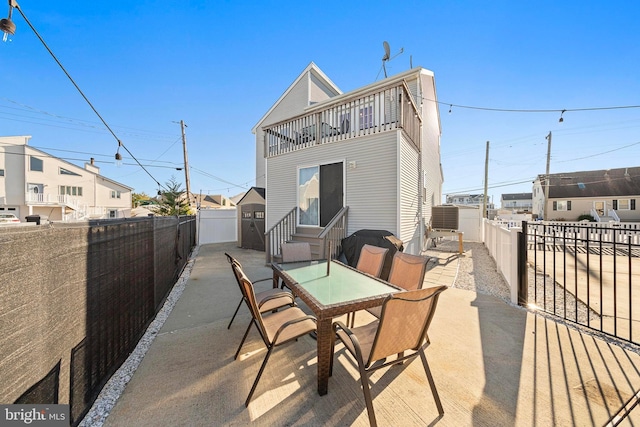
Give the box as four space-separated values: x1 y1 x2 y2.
25 192 81 208
263 81 422 158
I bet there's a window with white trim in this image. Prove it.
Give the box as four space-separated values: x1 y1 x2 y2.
553 200 571 211
111 190 121 199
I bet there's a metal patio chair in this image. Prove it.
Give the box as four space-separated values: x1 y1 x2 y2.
331 286 447 427
237 267 317 406
348 244 389 326
366 252 430 319
225 252 294 336
279 242 312 289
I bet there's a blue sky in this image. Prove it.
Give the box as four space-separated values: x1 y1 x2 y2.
2 1 639 205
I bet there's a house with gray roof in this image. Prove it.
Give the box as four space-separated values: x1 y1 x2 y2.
532 167 640 222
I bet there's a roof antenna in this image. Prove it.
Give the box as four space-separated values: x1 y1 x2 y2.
381 41 403 78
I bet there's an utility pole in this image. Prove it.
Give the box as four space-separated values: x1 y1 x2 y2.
544 131 552 221
179 120 192 206
483 141 489 219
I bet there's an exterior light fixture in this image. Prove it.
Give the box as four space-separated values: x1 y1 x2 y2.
115 140 122 166
558 109 565 123
0 0 18 42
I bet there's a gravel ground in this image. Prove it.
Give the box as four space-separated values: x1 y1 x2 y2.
424 240 512 303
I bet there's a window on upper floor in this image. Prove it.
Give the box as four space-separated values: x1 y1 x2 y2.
59 186 83 196
111 190 121 199
0 169 4 177
60 167 81 176
30 156 43 172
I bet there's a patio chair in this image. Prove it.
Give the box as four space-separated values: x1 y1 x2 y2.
348 244 389 326
366 252 430 319
225 252 294 332
237 267 317 406
279 241 312 289
331 286 447 427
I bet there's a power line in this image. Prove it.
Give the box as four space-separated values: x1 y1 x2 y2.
6 3 166 190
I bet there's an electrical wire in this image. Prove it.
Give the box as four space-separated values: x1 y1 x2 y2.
11 3 166 190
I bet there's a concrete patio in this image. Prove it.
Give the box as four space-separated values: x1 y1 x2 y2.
101 242 640 426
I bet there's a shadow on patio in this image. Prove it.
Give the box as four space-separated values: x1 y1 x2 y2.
99 242 640 426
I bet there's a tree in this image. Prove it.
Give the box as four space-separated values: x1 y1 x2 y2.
156 177 192 216
132 192 151 208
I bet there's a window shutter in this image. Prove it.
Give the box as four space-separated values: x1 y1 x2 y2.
553 201 557 211
632 199 636 210
567 201 571 211
613 200 618 210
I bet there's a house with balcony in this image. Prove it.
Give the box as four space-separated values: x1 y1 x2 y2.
0 135 132 222
500 192 532 212
532 166 640 221
252 62 443 259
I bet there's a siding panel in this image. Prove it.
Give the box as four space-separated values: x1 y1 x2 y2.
266 132 398 235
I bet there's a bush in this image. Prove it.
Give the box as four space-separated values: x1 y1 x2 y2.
577 214 596 222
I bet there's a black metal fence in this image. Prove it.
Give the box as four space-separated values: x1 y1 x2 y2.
524 221 640 344
0 216 196 426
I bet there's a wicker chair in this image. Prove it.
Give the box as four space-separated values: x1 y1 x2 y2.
279 242 313 289
331 286 447 427
237 267 317 406
348 244 389 326
366 252 430 318
225 252 294 336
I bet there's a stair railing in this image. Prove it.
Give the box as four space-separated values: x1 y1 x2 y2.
265 207 297 264
317 206 349 260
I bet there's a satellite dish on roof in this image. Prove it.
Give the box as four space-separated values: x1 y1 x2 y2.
381 40 403 78
382 41 390 61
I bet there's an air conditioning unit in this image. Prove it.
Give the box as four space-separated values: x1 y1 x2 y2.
431 205 459 230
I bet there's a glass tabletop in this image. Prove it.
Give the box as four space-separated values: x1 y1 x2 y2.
278 260 398 306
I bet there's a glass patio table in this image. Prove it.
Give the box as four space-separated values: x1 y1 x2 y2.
271 260 401 396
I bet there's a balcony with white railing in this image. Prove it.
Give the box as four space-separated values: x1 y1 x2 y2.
25 192 80 207
263 81 421 158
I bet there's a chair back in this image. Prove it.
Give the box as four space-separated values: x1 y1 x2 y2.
367 286 447 366
355 244 389 278
234 265 269 341
387 252 429 291
281 242 312 262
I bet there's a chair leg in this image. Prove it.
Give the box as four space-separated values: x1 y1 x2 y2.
227 298 244 329
359 369 378 427
245 345 275 406
419 350 444 415
234 320 254 360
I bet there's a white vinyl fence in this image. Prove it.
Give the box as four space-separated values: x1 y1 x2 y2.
197 208 238 245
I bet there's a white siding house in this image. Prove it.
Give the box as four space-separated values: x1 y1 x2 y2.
253 63 443 256
532 167 640 222
0 135 133 222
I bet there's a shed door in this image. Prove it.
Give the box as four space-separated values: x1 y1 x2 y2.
241 204 265 251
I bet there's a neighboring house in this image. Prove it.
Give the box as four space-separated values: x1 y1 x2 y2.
0 135 132 221
193 194 236 209
532 167 640 222
500 193 533 212
445 193 496 219
252 62 443 255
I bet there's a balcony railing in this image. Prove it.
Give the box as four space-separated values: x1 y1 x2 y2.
263 81 421 158
25 192 79 206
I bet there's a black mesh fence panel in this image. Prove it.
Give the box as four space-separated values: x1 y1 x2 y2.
0 216 196 426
